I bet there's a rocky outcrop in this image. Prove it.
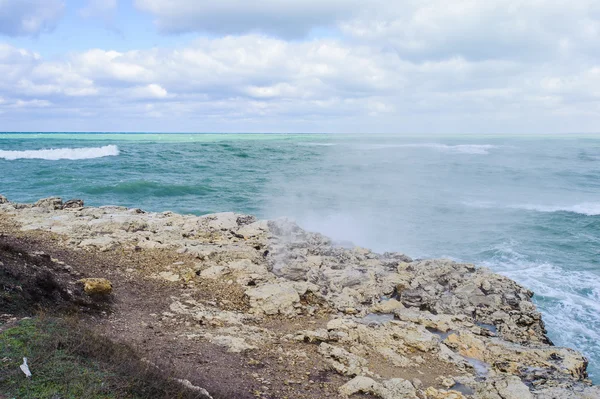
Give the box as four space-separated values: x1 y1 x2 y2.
0 195 596 399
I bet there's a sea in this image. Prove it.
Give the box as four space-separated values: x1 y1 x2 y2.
1 133 599 381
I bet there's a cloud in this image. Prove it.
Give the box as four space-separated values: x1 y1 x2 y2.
0 0 64 37
2 17 600 133
134 0 359 38
339 0 600 62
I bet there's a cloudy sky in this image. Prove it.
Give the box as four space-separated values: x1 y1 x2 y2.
1 0 600 133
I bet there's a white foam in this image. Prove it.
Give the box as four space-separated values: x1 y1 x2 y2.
363 143 497 154
462 200 600 216
297 142 336 147
0 145 119 160
481 244 600 380
514 203 600 216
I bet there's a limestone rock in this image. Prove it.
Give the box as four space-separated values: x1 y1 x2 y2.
158 272 180 282
245 283 300 315
372 298 404 313
318 343 369 377
424 387 466 399
34 197 63 210
63 199 84 209
78 278 112 295
338 376 418 399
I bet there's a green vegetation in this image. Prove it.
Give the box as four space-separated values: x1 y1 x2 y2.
0 318 202 399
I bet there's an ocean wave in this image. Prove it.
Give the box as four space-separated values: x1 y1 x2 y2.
463 200 600 216
0 145 119 161
297 142 337 147
515 203 600 216
364 143 497 154
480 243 600 380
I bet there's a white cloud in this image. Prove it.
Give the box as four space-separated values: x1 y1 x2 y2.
131 83 169 99
340 0 600 62
0 0 64 37
134 0 359 38
2 3 600 134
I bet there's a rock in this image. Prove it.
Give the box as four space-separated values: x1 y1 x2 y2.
199 265 228 279
63 199 84 209
245 283 300 315
208 335 256 353
33 197 63 210
201 212 239 230
294 329 329 343
158 272 180 282
318 343 369 377
424 387 466 399
372 298 405 313
475 376 533 399
338 376 380 397
0 194 8 204
338 376 418 399
339 376 380 397
78 236 117 252
78 278 112 295
175 379 213 398
3 196 597 398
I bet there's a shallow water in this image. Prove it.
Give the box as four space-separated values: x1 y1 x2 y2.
1 133 599 381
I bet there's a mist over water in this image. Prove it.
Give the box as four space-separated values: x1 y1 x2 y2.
1 133 599 381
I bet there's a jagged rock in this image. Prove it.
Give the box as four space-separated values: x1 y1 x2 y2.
0 194 8 204
372 298 404 313
245 283 300 315
444 331 588 381
63 199 84 209
34 197 63 210
338 376 418 399
424 387 466 399
475 376 533 399
318 343 369 377
78 278 112 295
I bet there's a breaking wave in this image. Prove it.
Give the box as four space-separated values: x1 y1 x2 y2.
0 145 119 160
515 203 600 216
364 143 497 154
464 201 600 216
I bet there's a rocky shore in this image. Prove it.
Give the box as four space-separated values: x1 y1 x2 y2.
0 195 598 399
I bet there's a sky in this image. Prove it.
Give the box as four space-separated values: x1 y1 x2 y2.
1 0 600 133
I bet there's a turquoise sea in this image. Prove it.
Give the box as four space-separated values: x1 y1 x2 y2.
1 133 599 381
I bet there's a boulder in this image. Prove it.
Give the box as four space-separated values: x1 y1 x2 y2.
338 376 418 399
245 283 300 315
78 278 112 295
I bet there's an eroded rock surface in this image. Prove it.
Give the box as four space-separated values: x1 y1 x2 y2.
0 196 595 399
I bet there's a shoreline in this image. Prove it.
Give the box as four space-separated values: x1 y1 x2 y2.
1 195 597 399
